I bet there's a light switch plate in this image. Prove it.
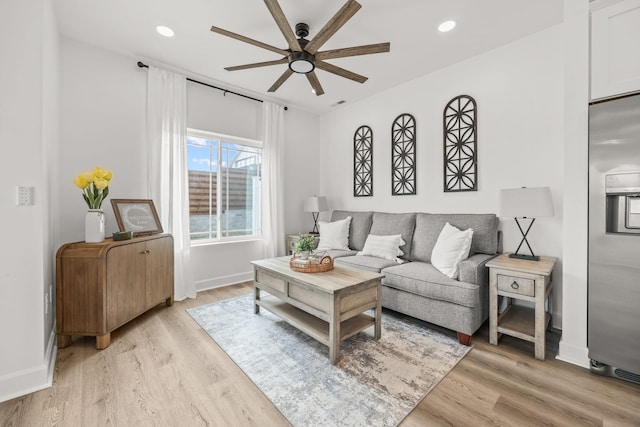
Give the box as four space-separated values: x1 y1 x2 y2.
17 186 34 206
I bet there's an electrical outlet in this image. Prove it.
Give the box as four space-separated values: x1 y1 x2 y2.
17 186 35 206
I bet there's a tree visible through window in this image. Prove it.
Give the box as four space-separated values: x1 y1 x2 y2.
187 129 262 242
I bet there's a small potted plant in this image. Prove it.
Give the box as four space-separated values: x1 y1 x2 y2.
294 235 316 260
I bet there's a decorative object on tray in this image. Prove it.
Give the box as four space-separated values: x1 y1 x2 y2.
290 252 334 273
444 95 477 192
354 125 373 197
391 113 417 195
111 199 163 236
73 166 113 243
294 234 316 259
303 196 329 234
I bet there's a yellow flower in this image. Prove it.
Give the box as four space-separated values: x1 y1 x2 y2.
74 167 113 209
73 175 89 189
93 178 109 190
92 167 111 180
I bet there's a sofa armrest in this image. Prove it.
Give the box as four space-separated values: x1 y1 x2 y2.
458 253 496 286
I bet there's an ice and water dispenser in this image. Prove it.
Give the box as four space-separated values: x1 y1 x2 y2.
606 172 640 234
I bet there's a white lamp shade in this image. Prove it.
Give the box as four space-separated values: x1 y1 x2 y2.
303 196 328 212
498 187 554 218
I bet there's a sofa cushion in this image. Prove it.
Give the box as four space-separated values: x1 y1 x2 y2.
410 213 499 262
358 234 406 263
330 210 373 251
431 222 473 279
335 255 399 273
369 212 416 260
381 262 480 308
316 217 351 250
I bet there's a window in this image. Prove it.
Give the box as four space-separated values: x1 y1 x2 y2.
187 129 262 243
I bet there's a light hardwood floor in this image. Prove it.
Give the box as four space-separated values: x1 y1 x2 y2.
1 283 638 426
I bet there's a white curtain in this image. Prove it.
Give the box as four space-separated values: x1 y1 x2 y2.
262 101 286 258
146 66 196 300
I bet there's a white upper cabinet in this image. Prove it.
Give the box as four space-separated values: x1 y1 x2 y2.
591 0 640 100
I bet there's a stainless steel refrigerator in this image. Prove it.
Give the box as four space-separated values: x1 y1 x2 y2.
588 92 640 384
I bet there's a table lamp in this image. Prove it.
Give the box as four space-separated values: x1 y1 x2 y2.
304 196 328 235
498 187 554 261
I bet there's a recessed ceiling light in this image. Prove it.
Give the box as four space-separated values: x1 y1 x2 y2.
438 20 456 32
156 25 175 37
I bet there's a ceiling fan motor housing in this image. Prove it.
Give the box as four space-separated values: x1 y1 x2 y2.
295 23 309 38
288 50 315 73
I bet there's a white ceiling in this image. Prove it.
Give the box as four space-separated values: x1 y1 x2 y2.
54 0 563 114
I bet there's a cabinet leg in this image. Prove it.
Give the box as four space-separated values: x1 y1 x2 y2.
57 334 72 348
254 286 260 314
96 333 111 350
166 296 174 306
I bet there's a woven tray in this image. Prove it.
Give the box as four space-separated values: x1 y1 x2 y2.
289 255 334 273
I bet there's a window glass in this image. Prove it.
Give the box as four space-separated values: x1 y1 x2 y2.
187 130 262 243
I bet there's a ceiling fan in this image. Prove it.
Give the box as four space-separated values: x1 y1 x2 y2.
210 0 390 96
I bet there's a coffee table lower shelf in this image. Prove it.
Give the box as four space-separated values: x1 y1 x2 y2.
257 295 375 347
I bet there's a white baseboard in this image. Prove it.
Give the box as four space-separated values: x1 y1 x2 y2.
195 271 253 293
557 340 590 369
0 325 57 403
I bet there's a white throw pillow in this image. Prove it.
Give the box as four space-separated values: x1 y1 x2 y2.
316 217 352 250
357 234 406 263
431 222 474 279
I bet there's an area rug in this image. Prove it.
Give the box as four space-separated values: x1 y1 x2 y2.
187 295 471 427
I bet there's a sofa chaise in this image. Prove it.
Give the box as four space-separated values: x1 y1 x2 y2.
321 210 501 345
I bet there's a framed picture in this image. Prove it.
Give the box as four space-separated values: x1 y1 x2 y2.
111 199 163 236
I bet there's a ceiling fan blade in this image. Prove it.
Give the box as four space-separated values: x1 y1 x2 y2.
315 42 390 60
225 58 288 71
305 0 362 54
263 0 302 52
268 69 294 92
315 60 368 83
306 72 325 96
211 26 289 56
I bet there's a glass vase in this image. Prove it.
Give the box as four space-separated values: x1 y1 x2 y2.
85 209 105 243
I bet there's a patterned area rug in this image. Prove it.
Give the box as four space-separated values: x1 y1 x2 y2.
187 295 471 427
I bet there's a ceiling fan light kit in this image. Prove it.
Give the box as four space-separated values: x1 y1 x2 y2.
210 0 390 96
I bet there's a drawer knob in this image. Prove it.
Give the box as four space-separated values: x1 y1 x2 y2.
511 281 519 290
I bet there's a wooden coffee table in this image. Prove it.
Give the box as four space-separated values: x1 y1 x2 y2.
251 256 384 364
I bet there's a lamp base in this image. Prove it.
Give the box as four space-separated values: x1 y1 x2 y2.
509 253 540 261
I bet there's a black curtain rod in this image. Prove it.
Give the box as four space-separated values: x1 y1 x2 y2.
137 61 287 110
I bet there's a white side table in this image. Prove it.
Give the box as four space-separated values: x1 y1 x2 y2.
487 253 557 360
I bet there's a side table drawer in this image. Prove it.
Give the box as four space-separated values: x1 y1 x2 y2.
497 274 535 297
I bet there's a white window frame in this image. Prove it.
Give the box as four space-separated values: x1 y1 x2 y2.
187 128 263 246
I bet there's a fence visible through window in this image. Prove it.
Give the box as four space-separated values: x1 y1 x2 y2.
187 129 262 242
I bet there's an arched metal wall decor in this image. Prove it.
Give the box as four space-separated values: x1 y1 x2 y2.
443 95 477 192
354 125 373 197
391 113 417 195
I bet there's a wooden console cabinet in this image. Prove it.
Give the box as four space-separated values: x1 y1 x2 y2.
56 234 174 349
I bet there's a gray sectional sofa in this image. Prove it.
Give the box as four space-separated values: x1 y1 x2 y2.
324 210 501 345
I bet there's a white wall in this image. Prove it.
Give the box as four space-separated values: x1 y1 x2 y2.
0 0 57 402
59 38 320 294
59 38 148 242
558 0 590 368
318 25 566 327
